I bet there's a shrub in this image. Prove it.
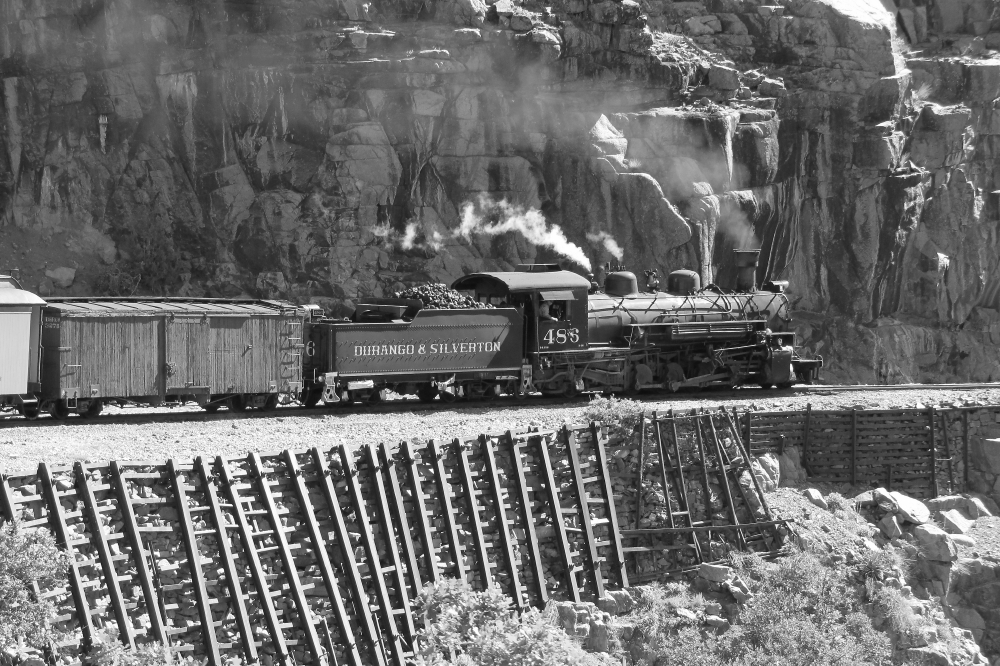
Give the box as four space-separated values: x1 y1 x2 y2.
413 579 602 666
717 551 892 666
627 581 705 637
85 632 175 666
0 521 70 650
726 550 768 581
854 548 908 583
867 584 921 638
824 492 853 514
584 396 644 439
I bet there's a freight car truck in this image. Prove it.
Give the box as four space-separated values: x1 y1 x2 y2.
0 273 45 419
40 298 309 417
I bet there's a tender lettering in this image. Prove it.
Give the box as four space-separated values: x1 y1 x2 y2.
352 341 502 357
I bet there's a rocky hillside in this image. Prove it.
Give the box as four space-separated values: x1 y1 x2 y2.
3 0 1000 382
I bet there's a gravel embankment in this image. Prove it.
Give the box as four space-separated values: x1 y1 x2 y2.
2 386 1000 474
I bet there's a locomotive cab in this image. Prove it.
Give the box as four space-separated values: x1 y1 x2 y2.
452 266 591 355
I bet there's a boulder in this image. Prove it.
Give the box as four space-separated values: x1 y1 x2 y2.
699 562 732 582
890 492 931 524
940 509 974 534
950 534 976 548
967 496 993 518
873 487 898 513
804 488 828 509
709 64 740 90
974 439 1000 475
878 513 903 539
757 78 785 97
704 615 730 630
777 446 807 484
954 606 985 642
45 266 76 289
684 15 722 35
674 607 698 621
596 589 635 615
913 524 959 562
752 452 780 491
904 646 952 666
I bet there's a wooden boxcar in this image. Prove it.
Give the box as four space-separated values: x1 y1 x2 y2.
0 274 45 418
40 298 307 417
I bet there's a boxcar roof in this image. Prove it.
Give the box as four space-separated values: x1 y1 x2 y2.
452 270 591 293
43 298 301 316
0 280 46 305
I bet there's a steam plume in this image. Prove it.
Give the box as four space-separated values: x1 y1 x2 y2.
586 231 624 260
718 207 760 250
457 197 592 271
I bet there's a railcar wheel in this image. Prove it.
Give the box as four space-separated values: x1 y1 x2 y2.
439 390 457 404
758 383 774 389
417 385 438 403
228 396 248 412
203 404 221 414
368 389 385 405
21 406 39 421
80 401 103 419
302 390 321 408
49 401 70 420
260 394 279 411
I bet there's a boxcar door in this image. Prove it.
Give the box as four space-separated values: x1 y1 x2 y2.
209 317 251 393
165 316 208 392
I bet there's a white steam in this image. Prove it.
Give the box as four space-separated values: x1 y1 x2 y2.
717 207 760 250
586 231 624 260
457 198 592 271
382 198 627 272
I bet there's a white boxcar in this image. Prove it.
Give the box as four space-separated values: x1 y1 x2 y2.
0 274 45 418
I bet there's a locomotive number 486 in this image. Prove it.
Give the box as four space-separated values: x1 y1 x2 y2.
543 327 580 345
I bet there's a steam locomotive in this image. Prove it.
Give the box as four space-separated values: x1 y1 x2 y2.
0 250 821 419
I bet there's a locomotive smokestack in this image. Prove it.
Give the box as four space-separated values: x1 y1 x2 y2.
733 249 760 291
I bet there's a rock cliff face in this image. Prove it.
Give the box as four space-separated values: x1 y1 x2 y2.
4 0 1000 382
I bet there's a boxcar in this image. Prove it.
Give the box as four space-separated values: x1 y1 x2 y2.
0 274 45 418
303 306 524 404
40 298 307 417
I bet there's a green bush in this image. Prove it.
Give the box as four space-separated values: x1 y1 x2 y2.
0 521 70 650
867 584 920 638
629 551 892 666
84 633 175 666
584 396 644 439
718 552 892 666
413 579 604 666
854 548 908 583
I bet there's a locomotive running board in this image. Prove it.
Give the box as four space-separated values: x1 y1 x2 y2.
628 320 766 342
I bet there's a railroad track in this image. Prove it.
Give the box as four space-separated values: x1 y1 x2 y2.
2 383 998 429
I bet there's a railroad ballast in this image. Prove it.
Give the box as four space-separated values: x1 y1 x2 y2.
0 250 822 418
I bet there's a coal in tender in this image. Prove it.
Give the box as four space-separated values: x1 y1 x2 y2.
392 283 493 310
